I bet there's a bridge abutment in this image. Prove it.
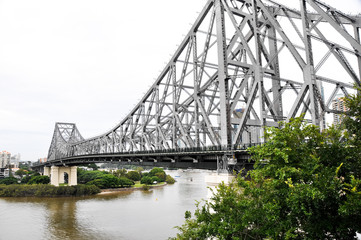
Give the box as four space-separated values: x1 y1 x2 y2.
43 166 77 186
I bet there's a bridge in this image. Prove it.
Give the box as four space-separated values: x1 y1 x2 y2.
34 0 361 186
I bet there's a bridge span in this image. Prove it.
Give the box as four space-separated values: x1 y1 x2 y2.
35 0 361 185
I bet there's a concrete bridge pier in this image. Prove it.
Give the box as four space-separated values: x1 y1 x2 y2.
43 166 77 186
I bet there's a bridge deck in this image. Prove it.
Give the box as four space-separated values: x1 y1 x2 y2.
35 147 253 171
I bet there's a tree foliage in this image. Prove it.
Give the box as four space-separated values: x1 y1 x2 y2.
126 171 141 181
86 174 119 189
166 175 176 184
140 176 153 185
28 175 50 185
173 90 361 240
77 169 108 184
15 169 27 178
155 172 166 182
87 163 98 170
149 167 165 176
0 177 18 185
0 184 100 197
118 177 134 187
112 169 127 178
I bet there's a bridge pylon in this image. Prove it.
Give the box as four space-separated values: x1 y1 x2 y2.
44 166 77 186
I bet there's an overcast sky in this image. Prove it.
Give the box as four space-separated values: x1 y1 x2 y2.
0 0 360 161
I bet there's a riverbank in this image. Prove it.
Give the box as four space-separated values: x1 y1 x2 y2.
99 182 167 194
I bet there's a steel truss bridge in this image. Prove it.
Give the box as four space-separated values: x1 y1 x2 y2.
39 0 361 172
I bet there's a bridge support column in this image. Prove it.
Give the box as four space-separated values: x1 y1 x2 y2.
205 173 234 199
69 166 77 186
49 166 77 186
50 166 59 186
43 166 50 177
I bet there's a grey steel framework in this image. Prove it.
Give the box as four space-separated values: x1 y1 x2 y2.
45 0 361 170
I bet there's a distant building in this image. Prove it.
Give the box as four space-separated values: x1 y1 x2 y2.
10 153 21 168
0 151 11 168
332 95 348 125
38 157 47 163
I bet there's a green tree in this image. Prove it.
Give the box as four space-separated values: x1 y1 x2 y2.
126 171 141 181
149 167 164 176
173 116 361 239
140 176 153 185
102 174 120 188
21 175 33 184
0 177 18 185
28 175 50 185
86 179 107 189
87 174 119 189
15 169 27 178
155 172 166 182
87 163 98 170
112 169 127 178
166 175 176 184
77 169 107 184
151 176 161 183
135 166 144 176
118 177 134 187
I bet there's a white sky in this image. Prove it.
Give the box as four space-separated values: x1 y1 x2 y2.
0 0 360 161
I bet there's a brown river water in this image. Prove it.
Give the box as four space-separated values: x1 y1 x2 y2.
0 171 209 240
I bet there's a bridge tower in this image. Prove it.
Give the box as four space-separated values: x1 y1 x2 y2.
44 123 84 185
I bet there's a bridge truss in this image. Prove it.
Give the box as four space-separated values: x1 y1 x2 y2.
46 0 361 171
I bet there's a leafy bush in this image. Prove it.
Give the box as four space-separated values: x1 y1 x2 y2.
86 174 119 189
102 174 120 188
86 179 107 189
126 171 141 181
142 184 150 191
141 172 150 177
112 169 127 178
21 175 32 184
155 172 166 182
174 115 361 239
118 177 134 187
28 176 50 185
149 167 164 176
0 184 100 197
77 169 108 184
151 176 161 183
140 176 153 185
166 175 176 184
15 169 27 178
0 177 18 185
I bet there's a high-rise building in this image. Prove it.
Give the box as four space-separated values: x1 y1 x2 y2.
0 151 11 168
332 95 348 125
10 153 21 168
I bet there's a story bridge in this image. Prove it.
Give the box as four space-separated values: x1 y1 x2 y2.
34 0 361 185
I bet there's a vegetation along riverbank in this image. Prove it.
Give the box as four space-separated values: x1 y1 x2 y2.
0 167 175 197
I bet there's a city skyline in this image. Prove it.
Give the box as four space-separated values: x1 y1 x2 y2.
0 0 360 161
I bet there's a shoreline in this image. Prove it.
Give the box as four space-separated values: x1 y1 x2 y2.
98 182 168 195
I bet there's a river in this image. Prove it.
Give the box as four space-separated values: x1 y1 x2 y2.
0 170 210 240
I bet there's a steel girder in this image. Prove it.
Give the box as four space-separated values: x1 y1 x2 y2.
48 123 84 161
48 0 361 165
